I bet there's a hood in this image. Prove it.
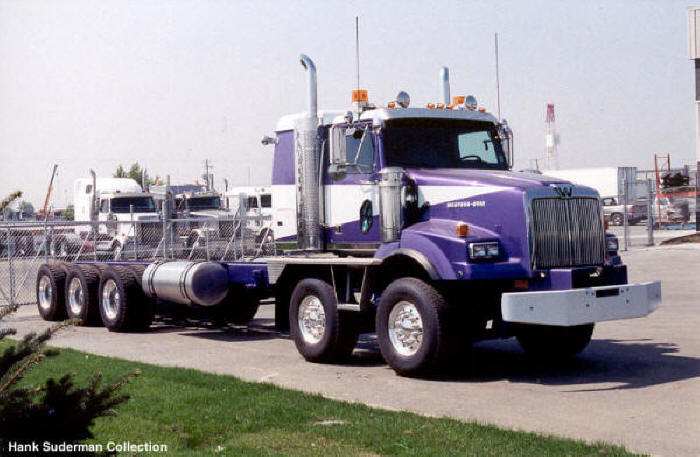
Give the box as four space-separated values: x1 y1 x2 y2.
188 209 229 218
406 168 570 191
133 214 159 221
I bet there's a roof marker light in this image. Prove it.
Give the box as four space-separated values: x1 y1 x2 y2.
427 103 435 109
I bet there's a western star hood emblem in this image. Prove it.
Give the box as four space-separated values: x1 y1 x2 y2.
550 183 573 198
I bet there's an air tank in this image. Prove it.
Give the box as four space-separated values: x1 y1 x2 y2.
142 261 229 307
378 167 406 243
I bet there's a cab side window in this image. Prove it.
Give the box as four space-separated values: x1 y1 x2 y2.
99 199 110 213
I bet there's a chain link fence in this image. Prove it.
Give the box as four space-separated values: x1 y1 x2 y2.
0 211 275 306
613 179 697 249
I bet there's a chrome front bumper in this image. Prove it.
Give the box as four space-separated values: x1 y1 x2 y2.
501 281 661 326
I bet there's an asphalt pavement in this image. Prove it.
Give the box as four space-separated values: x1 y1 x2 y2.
4 244 700 457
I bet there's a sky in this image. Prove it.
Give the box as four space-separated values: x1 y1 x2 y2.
0 0 697 208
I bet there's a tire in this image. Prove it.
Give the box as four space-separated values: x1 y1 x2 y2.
36 263 67 321
289 278 359 363
98 265 151 332
516 323 594 359
217 289 260 325
611 213 623 226
64 264 102 325
375 278 453 377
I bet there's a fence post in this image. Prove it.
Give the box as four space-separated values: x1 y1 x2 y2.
162 175 170 260
93 221 98 261
622 179 629 251
647 179 654 246
205 225 210 262
7 227 14 306
130 204 137 261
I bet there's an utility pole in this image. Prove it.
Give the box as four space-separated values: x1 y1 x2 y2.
688 7 700 231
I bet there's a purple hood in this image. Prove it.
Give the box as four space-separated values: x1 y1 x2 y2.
405 168 570 191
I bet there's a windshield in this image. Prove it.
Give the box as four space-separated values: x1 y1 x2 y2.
383 119 507 170
110 197 157 213
187 196 221 210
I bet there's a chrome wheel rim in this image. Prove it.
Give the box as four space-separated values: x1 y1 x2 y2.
68 277 84 316
388 300 424 356
101 279 120 320
297 295 326 344
38 276 52 311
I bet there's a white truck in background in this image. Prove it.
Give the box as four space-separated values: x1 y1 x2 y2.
226 186 273 243
59 172 161 259
150 184 235 248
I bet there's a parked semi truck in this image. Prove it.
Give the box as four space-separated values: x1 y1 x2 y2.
35 56 661 376
226 186 274 243
151 184 235 248
49 172 161 259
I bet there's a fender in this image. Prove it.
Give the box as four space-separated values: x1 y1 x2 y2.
380 248 441 281
397 230 461 280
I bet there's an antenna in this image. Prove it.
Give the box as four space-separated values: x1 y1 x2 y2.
355 16 360 92
495 32 501 120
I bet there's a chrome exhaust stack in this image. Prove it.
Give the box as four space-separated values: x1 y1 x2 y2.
89 168 97 221
295 54 322 251
440 66 450 106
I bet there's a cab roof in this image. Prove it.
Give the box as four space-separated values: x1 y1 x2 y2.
275 107 498 132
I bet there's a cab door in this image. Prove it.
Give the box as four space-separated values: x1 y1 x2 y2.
324 123 380 249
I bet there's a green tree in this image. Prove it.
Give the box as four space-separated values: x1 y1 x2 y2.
113 163 158 189
1 191 22 221
0 306 139 452
18 201 34 217
61 205 74 221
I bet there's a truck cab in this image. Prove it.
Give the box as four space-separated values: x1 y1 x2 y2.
73 177 160 258
262 56 660 376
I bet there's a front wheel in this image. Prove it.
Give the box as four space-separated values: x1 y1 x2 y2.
516 323 594 359
375 278 453 377
611 213 623 226
289 278 359 363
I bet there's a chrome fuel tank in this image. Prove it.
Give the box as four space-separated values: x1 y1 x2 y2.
142 261 229 307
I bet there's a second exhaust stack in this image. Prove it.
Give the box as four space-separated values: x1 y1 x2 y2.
440 66 450 106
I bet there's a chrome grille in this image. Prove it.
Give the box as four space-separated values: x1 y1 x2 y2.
530 197 606 269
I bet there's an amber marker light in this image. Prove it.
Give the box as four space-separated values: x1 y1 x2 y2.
513 279 529 290
456 223 469 237
352 89 369 102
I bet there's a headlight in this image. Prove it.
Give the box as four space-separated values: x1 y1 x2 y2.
468 242 500 260
606 235 619 252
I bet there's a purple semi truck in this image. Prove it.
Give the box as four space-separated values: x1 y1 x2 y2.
35 55 661 377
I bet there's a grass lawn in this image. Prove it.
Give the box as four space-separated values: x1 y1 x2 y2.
8 342 643 457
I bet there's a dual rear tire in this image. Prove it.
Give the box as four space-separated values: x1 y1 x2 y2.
36 263 152 332
36 264 67 321
98 265 153 332
64 264 104 325
289 278 359 363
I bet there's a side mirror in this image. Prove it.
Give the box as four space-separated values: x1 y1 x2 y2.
327 163 347 181
499 120 514 169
